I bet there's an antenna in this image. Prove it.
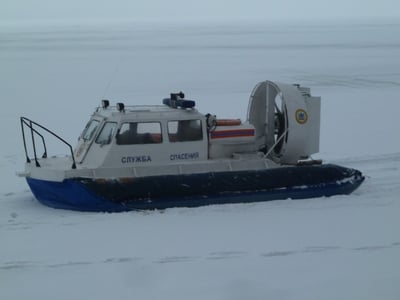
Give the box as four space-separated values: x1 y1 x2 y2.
101 57 123 99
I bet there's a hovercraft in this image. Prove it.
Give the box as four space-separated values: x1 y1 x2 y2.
18 80 364 212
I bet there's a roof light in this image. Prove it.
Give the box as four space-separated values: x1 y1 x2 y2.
171 92 185 100
101 99 110 109
163 91 195 109
116 102 125 112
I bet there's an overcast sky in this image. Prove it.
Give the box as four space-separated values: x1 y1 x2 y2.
2 0 399 23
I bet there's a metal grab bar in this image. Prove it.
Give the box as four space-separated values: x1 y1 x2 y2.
21 119 47 162
264 127 289 159
20 117 76 169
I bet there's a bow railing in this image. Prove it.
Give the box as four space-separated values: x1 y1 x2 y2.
20 117 76 169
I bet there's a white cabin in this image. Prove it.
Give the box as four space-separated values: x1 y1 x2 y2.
73 81 321 169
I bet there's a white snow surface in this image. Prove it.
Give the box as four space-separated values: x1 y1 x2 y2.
1 20 400 299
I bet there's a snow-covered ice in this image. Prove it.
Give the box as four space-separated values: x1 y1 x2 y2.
1 20 400 299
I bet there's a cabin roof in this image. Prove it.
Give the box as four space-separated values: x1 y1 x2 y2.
93 104 204 121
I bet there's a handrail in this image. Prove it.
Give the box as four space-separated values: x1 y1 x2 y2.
20 117 76 169
264 127 289 159
21 118 48 161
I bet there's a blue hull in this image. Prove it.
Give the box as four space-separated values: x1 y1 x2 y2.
25 164 365 212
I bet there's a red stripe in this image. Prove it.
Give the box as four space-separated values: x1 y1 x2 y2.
211 129 255 139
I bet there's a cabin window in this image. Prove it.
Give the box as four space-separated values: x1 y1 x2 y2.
168 120 203 142
95 122 117 145
81 120 100 141
117 122 162 145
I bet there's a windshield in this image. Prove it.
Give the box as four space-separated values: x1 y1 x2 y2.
81 119 100 141
95 122 117 145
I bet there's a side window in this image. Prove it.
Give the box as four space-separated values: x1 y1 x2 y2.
168 120 203 142
81 120 100 141
117 122 162 145
95 122 117 145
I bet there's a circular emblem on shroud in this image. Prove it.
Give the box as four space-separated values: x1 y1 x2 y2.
295 109 308 124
